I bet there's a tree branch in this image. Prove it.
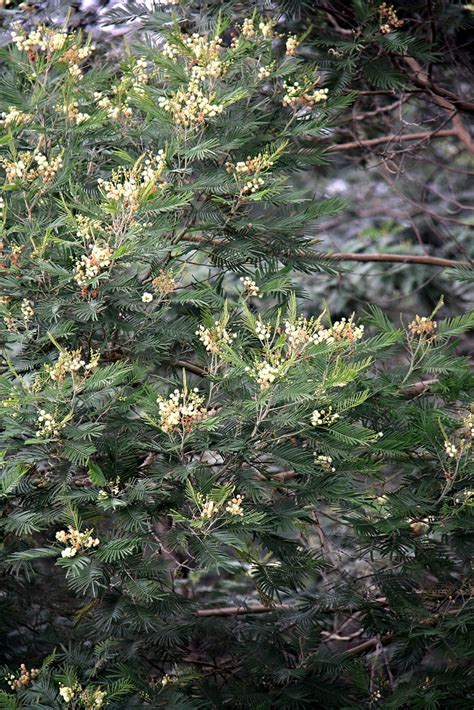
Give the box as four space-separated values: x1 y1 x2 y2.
322 252 469 268
328 128 458 152
196 603 290 617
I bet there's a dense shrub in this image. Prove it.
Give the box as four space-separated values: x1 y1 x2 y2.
0 5 473 709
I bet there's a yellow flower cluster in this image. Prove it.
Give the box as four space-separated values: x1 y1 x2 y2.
157 79 223 129
379 3 404 34
157 387 212 433
46 348 99 383
94 91 132 121
282 81 328 110
36 410 65 438
226 152 274 196
322 317 364 344
226 494 244 516
0 106 32 128
152 269 177 297
74 243 113 286
240 276 261 297
2 152 63 183
285 35 300 56
58 100 89 125
315 454 336 472
11 22 67 53
80 687 107 709
444 441 458 458
196 321 237 354
164 33 225 80
245 357 282 390
311 407 340 427
55 525 100 558
6 664 39 690
408 315 437 338
97 152 166 210
21 298 34 323
286 314 364 349
240 17 276 40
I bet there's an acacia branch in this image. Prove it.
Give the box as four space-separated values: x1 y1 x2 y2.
328 128 458 152
322 252 469 268
196 603 290 617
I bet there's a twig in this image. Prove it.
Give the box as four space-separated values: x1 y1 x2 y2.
328 129 458 152
196 603 290 617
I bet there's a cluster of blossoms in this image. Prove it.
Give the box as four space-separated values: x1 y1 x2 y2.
158 79 224 129
444 441 458 459
285 35 300 56
61 42 95 81
6 664 39 690
240 276 261 297
311 407 340 427
152 269 177 297
98 477 121 500
59 684 106 707
55 526 100 558
157 387 213 434
284 315 364 353
323 317 365 344
46 348 99 383
94 90 132 121
408 315 437 338
142 292 153 303
97 152 166 210
254 319 272 342
163 33 226 80
282 81 328 110
225 151 274 196
0 106 32 128
379 3 404 33
2 151 63 183
245 357 282 390
58 100 89 125
226 494 245 516
36 410 65 438
315 454 336 472
21 298 34 323
240 17 276 40
257 64 273 80
197 492 244 519
196 322 237 354
74 243 113 287
10 22 67 53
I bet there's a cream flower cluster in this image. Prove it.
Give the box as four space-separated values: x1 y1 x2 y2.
55 525 100 558
226 494 244 516
61 43 95 81
323 317 364 344
257 65 272 80
94 91 132 121
315 454 335 472
74 243 113 286
46 348 99 383
286 35 300 56
408 315 437 338
157 387 212 434
444 441 458 458
0 106 32 128
80 687 107 708
152 269 177 297
245 358 281 390
11 23 67 53
164 32 225 80
21 298 34 323
97 152 166 209
379 3 404 34
254 319 272 342
196 322 237 354
157 79 223 129
311 407 340 427
282 81 328 109
226 152 274 196
2 152 62 183
6 664 39 690
58 100 89 125
240 276 261 297
240 17 276 40
36 410 65 438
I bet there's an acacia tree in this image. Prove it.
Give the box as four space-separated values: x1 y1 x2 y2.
0 5 473 709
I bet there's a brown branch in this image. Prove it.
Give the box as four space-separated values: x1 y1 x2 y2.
323 252 469 268
328 128 457 152
196 603 290 617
